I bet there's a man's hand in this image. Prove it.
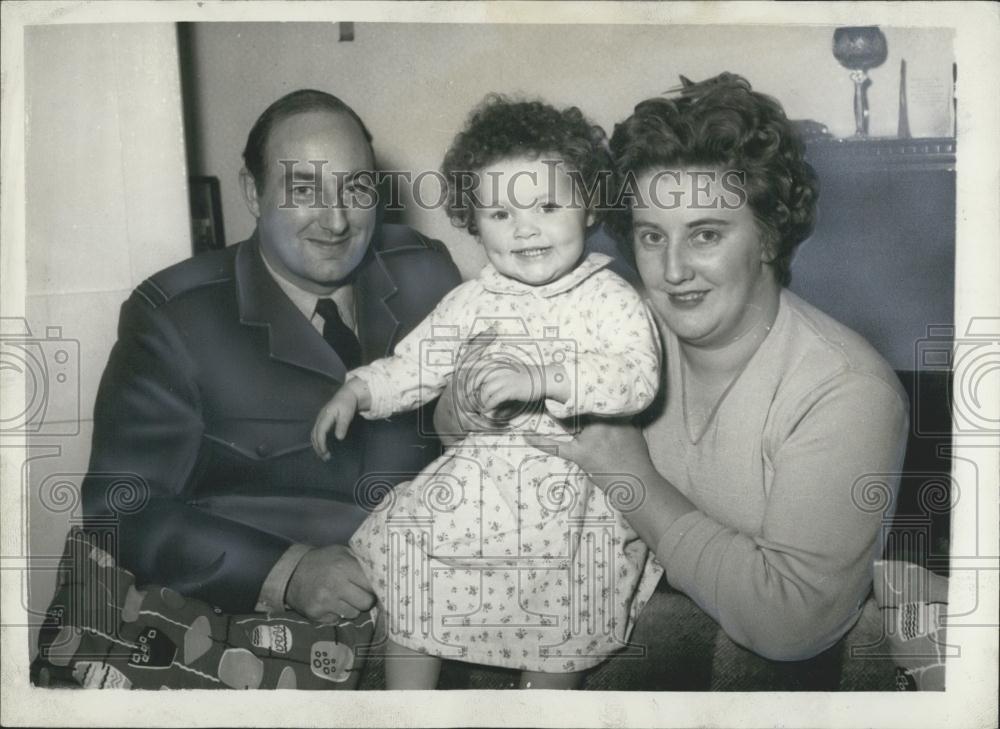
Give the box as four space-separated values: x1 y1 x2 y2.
285 545 375 622
312 379 370 460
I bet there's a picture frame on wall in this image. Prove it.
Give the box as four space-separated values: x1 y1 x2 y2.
189 175 226 253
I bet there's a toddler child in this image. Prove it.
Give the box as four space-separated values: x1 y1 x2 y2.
312 96 663 689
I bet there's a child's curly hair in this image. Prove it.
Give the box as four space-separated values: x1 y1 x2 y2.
442 94 612 236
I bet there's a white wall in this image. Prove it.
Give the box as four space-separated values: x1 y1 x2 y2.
24 23 191 650
184 22 954 278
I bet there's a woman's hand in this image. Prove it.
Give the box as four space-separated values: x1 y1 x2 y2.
536 417 696 549
535 417 657 489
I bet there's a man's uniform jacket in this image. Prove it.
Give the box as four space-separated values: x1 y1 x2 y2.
81 225 462 613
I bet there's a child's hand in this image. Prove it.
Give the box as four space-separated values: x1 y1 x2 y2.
475 361 570 413
312 382 363 460
475 365 544 414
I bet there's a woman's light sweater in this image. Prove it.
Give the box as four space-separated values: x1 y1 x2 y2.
647 289 909 660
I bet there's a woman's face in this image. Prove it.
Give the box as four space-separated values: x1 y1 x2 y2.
631 167 780 350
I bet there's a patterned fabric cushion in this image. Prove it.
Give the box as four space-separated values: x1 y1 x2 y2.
32 529 375 690
872 559 950 690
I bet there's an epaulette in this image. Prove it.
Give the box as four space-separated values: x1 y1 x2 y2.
414 231 451 256
376 223 450 255
134 244 238 309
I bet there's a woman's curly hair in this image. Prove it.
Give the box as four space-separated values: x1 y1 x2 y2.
442 94 612 236
607 73 818 286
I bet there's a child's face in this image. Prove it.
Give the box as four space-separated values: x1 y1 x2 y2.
473 156 594 286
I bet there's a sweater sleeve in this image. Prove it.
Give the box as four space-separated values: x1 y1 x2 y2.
655 370 909 660
546 274 662 419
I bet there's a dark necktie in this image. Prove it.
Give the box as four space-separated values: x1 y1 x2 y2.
315 298 361 370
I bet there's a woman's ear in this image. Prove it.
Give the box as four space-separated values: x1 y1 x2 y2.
585 209 597 228
239 167 261 219
755 220 779 263
760 241 774 264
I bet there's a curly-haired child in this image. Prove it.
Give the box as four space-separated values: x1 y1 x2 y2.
312 95 663 689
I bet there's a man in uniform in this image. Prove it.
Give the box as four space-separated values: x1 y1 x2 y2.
35 90 461 690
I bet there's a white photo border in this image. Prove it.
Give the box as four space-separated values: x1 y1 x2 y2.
2 2 997 727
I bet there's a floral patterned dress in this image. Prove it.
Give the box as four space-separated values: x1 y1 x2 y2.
348 253 664 672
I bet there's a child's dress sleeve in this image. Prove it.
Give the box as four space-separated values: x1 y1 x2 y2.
349 282 477 420
546 273 662 419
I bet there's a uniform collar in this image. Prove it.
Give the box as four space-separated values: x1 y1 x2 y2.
236 231 357 382
259 248 356 332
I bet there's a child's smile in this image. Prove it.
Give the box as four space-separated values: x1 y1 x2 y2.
473 156 594 286
513 247 550 258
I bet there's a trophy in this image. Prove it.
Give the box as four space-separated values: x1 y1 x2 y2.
833 26 888 137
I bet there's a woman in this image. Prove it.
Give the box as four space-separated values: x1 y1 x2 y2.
434 74 908 688
564 74 909 665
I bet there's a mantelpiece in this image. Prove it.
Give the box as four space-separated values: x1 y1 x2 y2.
805 136 956 173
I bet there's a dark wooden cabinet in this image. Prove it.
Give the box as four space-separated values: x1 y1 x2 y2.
793 137 956 372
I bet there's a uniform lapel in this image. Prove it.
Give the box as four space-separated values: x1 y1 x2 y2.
355 239 402 361
235 234 348 382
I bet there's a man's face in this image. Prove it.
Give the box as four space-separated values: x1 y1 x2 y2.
244 110 376 294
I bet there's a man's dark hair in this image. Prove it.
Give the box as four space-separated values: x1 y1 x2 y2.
242 89 374 191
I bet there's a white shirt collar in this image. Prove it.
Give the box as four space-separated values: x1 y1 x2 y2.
259 248 356 334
